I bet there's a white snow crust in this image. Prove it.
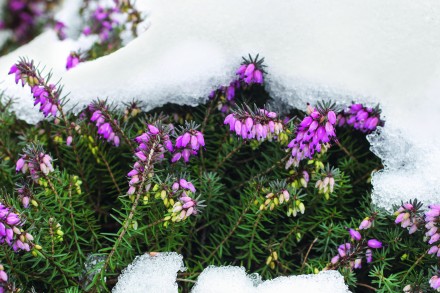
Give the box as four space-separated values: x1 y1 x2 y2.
0 0 439 210
113 253 350 293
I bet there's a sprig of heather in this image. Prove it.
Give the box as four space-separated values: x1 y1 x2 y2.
165 177 205 224
338 103 383 133
394 200 424 235
128 124 172 195
224 105 285 142
286 102 338 169
327 223 383 270
66 51 86 70
209 54 265 113
236 54 266 85
15 144 54 183
425 204 440 257
9 59 63 117
89 102 121 147
314 164 340 200
171 122 205 163
0 202 34 252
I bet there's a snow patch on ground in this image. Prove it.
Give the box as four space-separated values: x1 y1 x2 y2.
113 253 350 293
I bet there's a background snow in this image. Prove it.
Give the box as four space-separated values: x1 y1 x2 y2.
0 1 439 210
113 253 350 293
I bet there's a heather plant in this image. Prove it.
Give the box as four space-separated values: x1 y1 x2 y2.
0 52 438 293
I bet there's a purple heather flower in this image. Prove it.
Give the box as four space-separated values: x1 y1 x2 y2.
171 128 205 163
338 103 383 133
394 202 422 234
359 217 373 230
430 275 440 290
365 249 373 263
66 52 81 70
16 151 54 182
89 106 120 146
349 228 361 241
367 239 382 249
0 203 33 252
9 60 60 117
55 21 67 40
286 105 337 168
224 108 284 142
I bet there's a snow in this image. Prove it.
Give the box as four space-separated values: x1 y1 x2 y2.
112 252 185 293
113 254 350 293
0 0 439 210
192 266 350 293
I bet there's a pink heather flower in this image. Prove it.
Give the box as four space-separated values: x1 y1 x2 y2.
348 228 361 241
66 136 73 146
359 217 372 230
367 239 383 249
0 203 33 252
16 148 54 182
9 60 61 117
236 54 266 85
89 104 120 146
365 249 373 263
171 125 205 163
286 103 337 168
430 275 440 290
55 21 67 40
339 103 383 133
224 108 284 142
66 52 81 70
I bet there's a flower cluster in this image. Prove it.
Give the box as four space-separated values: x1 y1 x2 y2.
16 149 54 182
224 107 284 142
288 170 310 189
171 123 205 163
2 0 51 44
394 201 423 235
9 60 61 117
208 54 265 114
314 164 339 200
66 52 84 71
128 124 171 195
90 104 121 146
164 178 204 223
0 202 33 252
82 5 120 43
329 228 382 270
425 204 440 257
259 188 291 211
236 54 266 85
286 103 337 168
338 103 383 133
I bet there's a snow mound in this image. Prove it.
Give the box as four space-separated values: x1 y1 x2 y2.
0 0 439 210
192 266 350 293
113 254 350 293
112 252 184 293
